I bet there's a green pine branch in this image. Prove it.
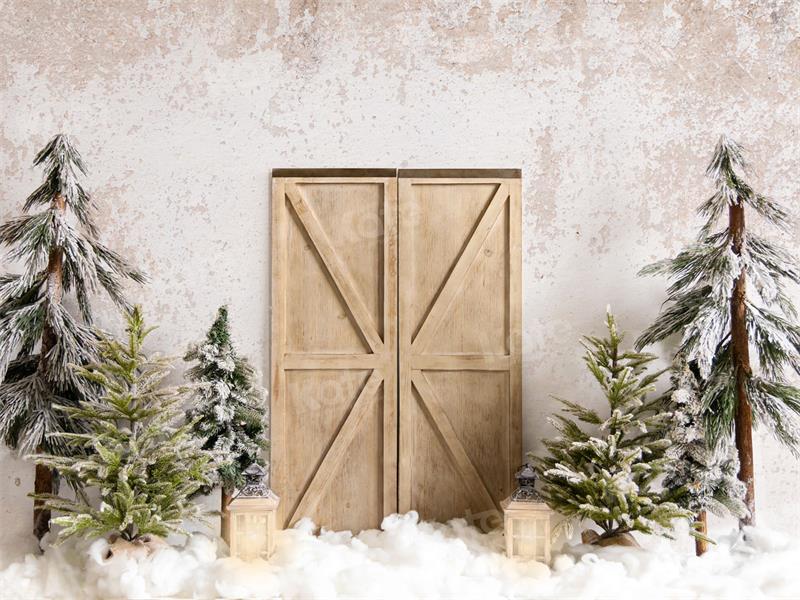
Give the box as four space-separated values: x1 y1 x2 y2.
30 307 215 542
184 305 268 493
533 311 693 540
637 135 800 452
0 134 145 458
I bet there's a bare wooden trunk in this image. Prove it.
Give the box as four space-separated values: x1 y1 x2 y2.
34 193 65 542
39 192 65 372
729 202 755 526
220 488 233 545
33 461 54 544
695 510 708 556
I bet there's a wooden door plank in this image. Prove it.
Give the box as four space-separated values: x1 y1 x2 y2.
270 178 288 516
411 370 499 513
397 177 414 512
508 178 523 479
285 182 384 354
398 169 521 179
410 354 511 371
411 183 508 353
283 353 381 370
382 179 399 516
288 369 384 524
274 168 397 178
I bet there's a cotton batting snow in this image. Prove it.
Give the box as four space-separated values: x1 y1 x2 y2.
0 512 797 599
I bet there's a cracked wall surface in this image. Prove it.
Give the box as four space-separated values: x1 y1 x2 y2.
1 0 799 560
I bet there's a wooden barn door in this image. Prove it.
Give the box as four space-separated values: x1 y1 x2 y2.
271 169 397 531
397 170 522 528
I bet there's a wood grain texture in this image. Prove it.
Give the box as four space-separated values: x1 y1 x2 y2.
271 175 397 531
287 370 384 524
397 172 522 528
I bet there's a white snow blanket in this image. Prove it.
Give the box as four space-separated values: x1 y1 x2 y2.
0 511 796 599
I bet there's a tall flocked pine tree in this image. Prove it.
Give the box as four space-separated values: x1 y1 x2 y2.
637 135 800 525
0 135 144 541
534 312 693 543
184 306 267 540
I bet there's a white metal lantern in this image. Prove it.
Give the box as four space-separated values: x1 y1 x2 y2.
228 463 280 561
502 464 553 564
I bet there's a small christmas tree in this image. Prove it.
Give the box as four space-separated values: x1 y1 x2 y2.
0 134 144 540
534 312 692 543
31 307 214 542
184 306 267 538
662 356 746 553
637 135 800 525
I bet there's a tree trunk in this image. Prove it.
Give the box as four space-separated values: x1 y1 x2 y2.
695 510 708 556
34 193 65 542
729 202 755 527
39 193 65 370
33 461 54 545
221 488 233 545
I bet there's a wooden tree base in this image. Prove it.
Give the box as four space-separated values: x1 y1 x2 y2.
581 530 640 548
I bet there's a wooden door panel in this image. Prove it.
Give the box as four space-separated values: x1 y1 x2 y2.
281 369 372 522
271 171 397 531
285 207 369 353
425 370 511 501
398 170 522 529
402 182 499 338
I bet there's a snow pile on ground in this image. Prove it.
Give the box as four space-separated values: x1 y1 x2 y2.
0 511 798 599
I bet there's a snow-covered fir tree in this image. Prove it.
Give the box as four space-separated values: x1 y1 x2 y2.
0 134 144 540
636 135 800 524
534 312 693 542
184 306 267 529
663 356 746 520
31 307 214 543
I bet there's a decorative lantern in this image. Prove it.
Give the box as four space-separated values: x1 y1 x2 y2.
228 463 280 561
501 463 553 564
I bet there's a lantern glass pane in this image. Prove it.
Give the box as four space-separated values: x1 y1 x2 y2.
511 517 537 559
236 511 269 561
509 515 550 562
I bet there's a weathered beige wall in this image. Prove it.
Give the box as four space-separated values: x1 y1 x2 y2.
1 0 799 561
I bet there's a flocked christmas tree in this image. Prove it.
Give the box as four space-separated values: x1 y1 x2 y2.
184 305 267 540
0 134 144 540
662 356 746 553
31 307 214 543
534 312 693 543
636 135 800 525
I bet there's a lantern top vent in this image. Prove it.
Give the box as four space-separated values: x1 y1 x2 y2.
234 462 277 500
510 463 543 502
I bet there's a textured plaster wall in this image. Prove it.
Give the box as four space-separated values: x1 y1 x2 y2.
1 0 799 563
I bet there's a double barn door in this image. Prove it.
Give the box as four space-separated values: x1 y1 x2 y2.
271 169 521 532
